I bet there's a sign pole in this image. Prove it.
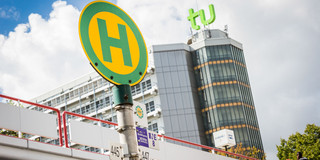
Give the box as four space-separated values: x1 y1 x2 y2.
79 2 148 159
113 85 139 160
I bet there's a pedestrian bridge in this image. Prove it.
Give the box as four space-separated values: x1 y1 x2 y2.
0 94 256 160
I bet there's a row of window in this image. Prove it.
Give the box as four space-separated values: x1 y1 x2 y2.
192 45 234 65
68 97 156 123
70 95 112 115
231 46 251 87
193 45 251 87
41 78 153 111
43 78 108 108
145 100 155 113
199 84 241 108
131 79 152 96
193 45 263 153
202 104 260 134
148 122 158 133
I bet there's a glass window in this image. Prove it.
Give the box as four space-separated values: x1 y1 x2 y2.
88 83 92 91
146 101 155 113
74 89 78 96
93 81 98 89
65 93 69 100
70 91 74 98
79 87 83 95
148 122 158 133
84 85 88 93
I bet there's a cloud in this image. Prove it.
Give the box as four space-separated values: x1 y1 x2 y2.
211 1 320 159
118 0 320 159
0 1 92 100
0 0 319 159
0 7 20 20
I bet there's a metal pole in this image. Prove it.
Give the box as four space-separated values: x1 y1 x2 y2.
113 85 138 160
110 83 114 123
140 82 145 104
93 85 98 119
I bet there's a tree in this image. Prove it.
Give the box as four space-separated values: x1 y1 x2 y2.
216 143 266 160
277 124 320 160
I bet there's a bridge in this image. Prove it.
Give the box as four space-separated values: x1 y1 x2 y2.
0 94 258 160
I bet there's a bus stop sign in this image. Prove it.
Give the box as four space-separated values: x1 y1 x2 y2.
79 1 148 86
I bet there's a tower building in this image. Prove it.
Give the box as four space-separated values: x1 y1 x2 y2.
151 29 264 154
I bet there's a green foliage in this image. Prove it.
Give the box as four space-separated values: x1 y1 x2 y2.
0 130 19 137
6 99 25 108
217 143 266 160
277 124 320 160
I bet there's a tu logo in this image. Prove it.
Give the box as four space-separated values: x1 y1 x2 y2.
188 4 216 30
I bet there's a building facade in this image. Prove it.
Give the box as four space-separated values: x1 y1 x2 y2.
31 29 264 155
30 69 164 152
151 29 264 154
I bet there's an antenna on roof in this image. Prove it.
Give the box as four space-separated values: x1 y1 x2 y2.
224 25 229 37
224 25 228 32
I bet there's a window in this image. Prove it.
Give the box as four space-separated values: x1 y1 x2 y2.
142 79 152 90
146 101 155 113
65 93 69 100
131 84 141 96
79 87 83 95
88 83 92 91
93 81 98 89
84 85 88 93
105 96 110 106
70 91 74 98
148 122 158 133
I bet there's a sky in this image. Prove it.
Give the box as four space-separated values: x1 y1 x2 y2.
0 0 320 159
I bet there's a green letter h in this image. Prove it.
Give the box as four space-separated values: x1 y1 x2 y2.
97 18 132 67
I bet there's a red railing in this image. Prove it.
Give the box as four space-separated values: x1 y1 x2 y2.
62 111 118 148
62 111 258 160
158 135 259 160
0 94 63 146
0 94 259 159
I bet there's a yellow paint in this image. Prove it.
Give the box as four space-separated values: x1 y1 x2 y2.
136 107 143 117
88 12 140 75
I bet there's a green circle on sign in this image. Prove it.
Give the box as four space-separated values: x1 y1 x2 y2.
79 1 148 86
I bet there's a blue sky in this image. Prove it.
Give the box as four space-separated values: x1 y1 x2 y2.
0 0 116 35
0 0 319 159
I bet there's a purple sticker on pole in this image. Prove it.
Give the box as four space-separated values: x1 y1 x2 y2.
136 127 149 148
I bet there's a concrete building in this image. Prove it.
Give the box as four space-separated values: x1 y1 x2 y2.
31 29 264 155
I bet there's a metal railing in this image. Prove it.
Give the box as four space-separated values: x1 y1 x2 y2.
62 111 118 148
62 111 258 160
0 94 63 146
0 94 258 159
158 135 259 160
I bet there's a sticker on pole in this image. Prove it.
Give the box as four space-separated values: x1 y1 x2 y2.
148 131 159 150
109 143 124 160
133 101 147 128
136 127 149 148
79 1 148 86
